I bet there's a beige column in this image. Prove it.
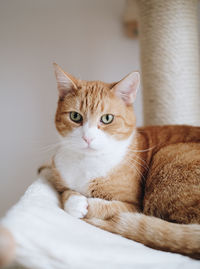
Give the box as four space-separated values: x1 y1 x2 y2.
137 0 200 125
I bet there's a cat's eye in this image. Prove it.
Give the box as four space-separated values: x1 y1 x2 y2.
69 111 83 123
101 114 114 124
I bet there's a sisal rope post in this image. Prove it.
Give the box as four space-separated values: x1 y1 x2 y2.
137 0 200 126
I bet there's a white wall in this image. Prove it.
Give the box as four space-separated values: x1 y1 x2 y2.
0 0 141 216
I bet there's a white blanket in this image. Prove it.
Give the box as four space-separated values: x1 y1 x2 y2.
1 174 200 269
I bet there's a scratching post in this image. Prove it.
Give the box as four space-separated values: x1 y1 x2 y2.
137 0 200 125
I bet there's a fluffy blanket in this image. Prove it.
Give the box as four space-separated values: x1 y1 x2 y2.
1 173 199 269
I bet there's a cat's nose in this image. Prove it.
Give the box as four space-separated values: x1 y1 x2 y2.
82 136 93 145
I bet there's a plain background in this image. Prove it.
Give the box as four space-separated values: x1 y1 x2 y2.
0 0 142 217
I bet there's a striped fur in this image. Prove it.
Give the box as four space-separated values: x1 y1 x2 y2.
49 64 200 259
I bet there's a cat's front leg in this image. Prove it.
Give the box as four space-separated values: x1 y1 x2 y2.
86 198 137 220
61 190 88 219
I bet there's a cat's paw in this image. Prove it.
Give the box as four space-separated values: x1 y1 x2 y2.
64 195 88 219
86 198 110 219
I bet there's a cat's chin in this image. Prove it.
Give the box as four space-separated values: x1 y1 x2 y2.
80 146 108 156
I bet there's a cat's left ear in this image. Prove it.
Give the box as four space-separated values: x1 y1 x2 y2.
112 72 140 105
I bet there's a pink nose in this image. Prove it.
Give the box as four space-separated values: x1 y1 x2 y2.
82 136 93 145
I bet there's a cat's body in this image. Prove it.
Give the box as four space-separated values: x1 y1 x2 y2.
49 63 200 259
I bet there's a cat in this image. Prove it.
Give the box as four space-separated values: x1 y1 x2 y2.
48 63 200 259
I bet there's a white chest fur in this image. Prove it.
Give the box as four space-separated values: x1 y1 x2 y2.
54 138 131 196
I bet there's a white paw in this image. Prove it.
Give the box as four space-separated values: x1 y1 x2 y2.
64 195 88 218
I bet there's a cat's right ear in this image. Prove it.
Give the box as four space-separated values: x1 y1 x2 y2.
53 63 78 98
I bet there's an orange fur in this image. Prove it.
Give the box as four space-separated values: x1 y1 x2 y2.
44 65 200 259
86 198 138 219
55 79 136 140
85 125 200 259
61 189 82 206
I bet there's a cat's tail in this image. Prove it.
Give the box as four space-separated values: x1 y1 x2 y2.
86 213 200 259
0 226 15 267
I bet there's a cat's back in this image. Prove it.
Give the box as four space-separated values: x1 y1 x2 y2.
140 125 200 224
137 125 200 152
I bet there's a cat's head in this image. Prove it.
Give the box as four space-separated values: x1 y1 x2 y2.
54 63 140 155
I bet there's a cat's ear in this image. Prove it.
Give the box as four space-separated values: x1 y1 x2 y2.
53 63 78 98
112 72 140 105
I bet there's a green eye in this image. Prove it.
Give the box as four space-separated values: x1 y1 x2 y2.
101 114 114 124
69 111 83 123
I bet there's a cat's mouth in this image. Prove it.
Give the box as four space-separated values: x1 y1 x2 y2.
83 145 97 152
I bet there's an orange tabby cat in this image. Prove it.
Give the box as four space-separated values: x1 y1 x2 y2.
49 63 200 259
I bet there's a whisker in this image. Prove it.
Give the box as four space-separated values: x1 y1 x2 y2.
39 142 61 152
134 156 149 168
128 145 155 153
128 151 149 166
126 159 146 181
127 155 149 171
